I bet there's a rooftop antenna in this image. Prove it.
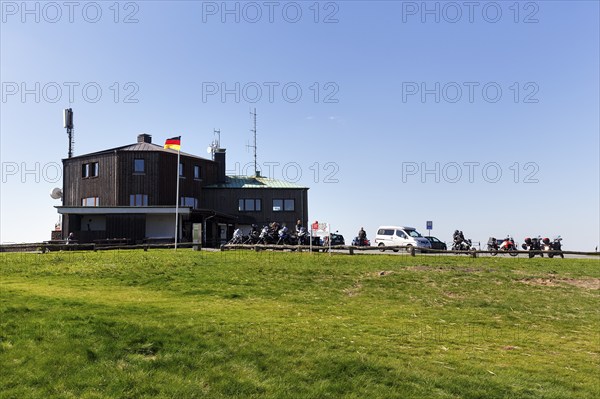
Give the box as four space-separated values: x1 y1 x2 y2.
63 108 74 158
206 129 221 160
214 128 221 148
247 108 258 176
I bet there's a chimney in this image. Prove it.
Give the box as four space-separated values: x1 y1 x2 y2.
137 134 152 143
214 148 226 183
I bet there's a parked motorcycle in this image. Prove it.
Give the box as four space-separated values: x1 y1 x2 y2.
498 236 519 256
276 226 294 246
543 236 564 258
522 236 543 258
297 227 310 245
228 228 243 245
487 237 499 256
451 230 474 252
243 228 260 244
452 238 475 254
257 225 277 245
452 230 474 253
352 237 370 247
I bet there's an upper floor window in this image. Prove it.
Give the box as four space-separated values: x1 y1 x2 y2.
82 162 98 178
273 199 295 212
179 162 185 177
134 159 145 173
239 199 262 212
180 197 198 209
129 194 148 207
284 199 295 211
82 197 100 207
194 165 201 180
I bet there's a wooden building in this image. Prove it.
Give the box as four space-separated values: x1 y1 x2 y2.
56 134 308 246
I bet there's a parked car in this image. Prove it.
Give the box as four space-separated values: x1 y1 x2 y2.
374 226 432 252
323 233 345 246
424 236 447 250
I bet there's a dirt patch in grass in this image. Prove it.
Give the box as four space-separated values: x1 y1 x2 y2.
518 278 600 290
406 266 451 272
406 265 485 273
343 282 363 297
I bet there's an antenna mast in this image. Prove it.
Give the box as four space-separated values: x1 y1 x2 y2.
250 108 257 176
214 128 221 148
63 108 74 158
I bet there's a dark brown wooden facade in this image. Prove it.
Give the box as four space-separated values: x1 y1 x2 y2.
204 187 308 229
57 134 308 246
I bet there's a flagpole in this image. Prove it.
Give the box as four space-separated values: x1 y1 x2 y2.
174 148 181 250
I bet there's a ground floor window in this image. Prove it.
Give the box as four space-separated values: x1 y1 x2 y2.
129 194 148 206
81 197 100 207
180 197 198 209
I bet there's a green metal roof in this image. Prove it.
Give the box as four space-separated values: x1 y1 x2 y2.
205 175 307 189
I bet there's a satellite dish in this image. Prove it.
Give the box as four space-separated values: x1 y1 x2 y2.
50 187 63 199
207 146 213 154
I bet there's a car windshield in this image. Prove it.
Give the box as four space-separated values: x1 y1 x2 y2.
429 237 440 242
406 229 422 237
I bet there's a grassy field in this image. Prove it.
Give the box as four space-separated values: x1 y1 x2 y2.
1 250 598 398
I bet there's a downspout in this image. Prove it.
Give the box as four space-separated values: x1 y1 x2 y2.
114 150 118 205
204 213 216 247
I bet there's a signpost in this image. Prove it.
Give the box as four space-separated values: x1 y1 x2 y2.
310 221 330 253
426 220 433 236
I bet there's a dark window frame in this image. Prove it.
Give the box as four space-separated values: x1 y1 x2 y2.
239 198 262 212
180 197 198 209
273 199 295 212
129 194 148 207
81 197 100 207
82 162 99 179
133 158 145 174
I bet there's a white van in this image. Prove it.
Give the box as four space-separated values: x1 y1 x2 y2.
374 226 432 252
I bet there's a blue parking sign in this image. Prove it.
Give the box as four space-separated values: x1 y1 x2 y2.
426 221 433 230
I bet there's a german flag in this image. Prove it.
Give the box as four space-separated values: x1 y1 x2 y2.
164 136 181 151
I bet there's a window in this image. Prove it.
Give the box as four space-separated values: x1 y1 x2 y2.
81 162 98 178
284 199 295 211
134 159 145 173
239 199 262 212
180 197 198 208
81 197 100 207
129 194 148 206
194 165 201 180
179 162 184 177
272 199 295 212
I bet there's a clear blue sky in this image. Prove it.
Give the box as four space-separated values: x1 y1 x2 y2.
1 1 599 250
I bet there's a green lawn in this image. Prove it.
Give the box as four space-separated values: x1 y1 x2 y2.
1 250 598 398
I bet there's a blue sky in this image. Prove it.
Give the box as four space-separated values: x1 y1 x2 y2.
1 1 599 250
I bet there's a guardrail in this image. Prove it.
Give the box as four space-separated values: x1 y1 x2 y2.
221 244 599 257
0 242 197 253
1 242 597 257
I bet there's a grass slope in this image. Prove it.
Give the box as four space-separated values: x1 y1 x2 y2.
1 250 599 398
